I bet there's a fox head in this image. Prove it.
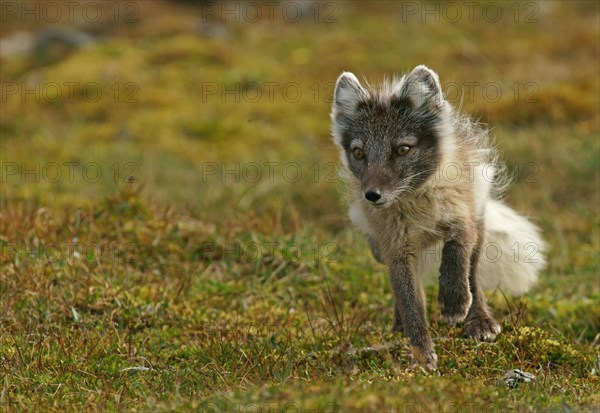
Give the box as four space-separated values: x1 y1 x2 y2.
331 65 454 207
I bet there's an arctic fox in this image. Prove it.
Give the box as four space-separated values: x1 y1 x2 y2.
331 65 546 370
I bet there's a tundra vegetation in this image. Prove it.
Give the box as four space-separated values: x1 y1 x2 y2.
0 1 598 412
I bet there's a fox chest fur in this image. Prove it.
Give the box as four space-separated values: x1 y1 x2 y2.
349 173 475 264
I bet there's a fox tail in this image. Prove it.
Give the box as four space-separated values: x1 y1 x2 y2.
477 199 546 295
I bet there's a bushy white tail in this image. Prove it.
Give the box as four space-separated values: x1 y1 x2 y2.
478 199 546 295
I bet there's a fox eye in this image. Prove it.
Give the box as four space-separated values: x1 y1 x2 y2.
353 148 364 160
396 145 411 156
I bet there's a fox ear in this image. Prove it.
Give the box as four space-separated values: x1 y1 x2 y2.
394 65 443 109
333 72 367 116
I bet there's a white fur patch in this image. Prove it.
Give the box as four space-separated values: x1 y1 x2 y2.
331 72 366 149
478 200 546 295
471 162 492 216
348 200 372 236
333 72 365 116
402 81 430 108
434 106 458 167
393 65 444 108
350 138 363 149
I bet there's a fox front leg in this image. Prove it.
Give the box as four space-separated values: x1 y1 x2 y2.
389 256 437 371
369 236 404 332
392 304 404 333
438 225 475 325
464 220 501 341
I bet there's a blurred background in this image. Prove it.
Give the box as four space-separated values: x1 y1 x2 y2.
1 1 599 411
2 1 597 218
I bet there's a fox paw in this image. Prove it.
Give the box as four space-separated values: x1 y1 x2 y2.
411 345 438 372
438 286 472 325
464 315 501 342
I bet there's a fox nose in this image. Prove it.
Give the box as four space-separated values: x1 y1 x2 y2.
364 189 381 203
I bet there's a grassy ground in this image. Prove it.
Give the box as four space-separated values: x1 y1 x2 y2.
1 1 599 411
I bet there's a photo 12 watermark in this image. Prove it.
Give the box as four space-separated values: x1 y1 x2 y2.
195 161 539 186
1 1 139 24
1 240 138 265
1 82 139 104
200 1 339 24
1 161 140 184
399 1 539 24
420 240 545 266
197 81 538 105
1 80 537 106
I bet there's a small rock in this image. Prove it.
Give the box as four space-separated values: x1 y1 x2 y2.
0 31 35 59
504 369 536 388
121 366 152 372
